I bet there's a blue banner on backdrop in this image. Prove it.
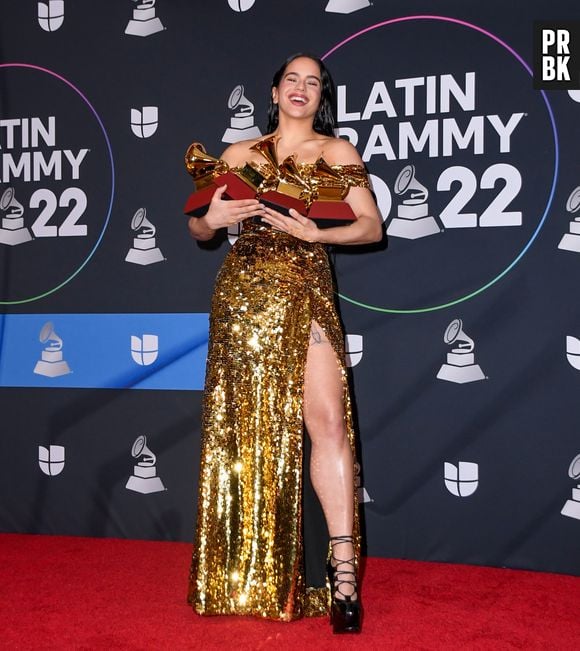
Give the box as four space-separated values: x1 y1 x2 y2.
0 313 208 390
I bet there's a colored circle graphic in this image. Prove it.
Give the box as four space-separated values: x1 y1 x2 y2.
0 63 115 305
322 16 559 314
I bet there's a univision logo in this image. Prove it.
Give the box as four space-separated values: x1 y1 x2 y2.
38 1 64 32
566 336 580 370
38 445 65 476
444 461 479 497
227 0 256 11
345 334 363 367
131 334 159 366
131 107 158 139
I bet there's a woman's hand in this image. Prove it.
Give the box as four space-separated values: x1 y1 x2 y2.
261 205 320 243
188 184 264 240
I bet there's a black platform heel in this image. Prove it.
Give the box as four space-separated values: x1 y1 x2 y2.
327 534 361 634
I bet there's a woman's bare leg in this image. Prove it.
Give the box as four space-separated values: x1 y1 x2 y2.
303 320 356 598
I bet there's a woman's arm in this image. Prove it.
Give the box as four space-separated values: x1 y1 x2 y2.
187 142 265 241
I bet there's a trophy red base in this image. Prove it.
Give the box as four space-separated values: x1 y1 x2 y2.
214 171 258 200
260 190 307 215
183 184 218 217
256 191 308 226
307 200 357 229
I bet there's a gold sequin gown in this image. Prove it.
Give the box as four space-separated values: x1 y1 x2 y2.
188 156 369 621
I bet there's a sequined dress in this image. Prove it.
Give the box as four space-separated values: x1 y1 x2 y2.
188 157 369 621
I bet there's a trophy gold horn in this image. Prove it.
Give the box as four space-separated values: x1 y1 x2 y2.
312 157 348 201
250 135 279 171
184 142 229 185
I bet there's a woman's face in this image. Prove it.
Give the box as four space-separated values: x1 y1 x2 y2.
272 57 322 121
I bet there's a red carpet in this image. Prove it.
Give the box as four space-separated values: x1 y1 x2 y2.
1 534 578 650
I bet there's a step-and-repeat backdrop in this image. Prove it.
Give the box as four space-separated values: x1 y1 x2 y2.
1 1 579 576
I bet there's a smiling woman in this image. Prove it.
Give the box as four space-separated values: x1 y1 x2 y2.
186 53 382 634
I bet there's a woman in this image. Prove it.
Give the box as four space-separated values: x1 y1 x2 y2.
187 53 382 633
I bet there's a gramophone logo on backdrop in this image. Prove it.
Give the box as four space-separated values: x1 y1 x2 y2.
557 187 580 253
38 445 65 476
325 0 371 15
33 322 72 377
354 462 372 503
125 0 165 37
444 461 479 497
227 222 242 246
325 17 556 313
130 107 158 139
345 334 363 367
222 85 262 143
389 164 439 239
126 435 166 494
0 187 32 246
561 454 580 521
125 208 164 265
227 0 256 11
437 319 485 384
38 1 64 32
131 334 159 366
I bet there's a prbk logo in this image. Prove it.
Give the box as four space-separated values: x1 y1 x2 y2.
325 17 557 314
131 334 159 366
326 0 371 15
558 187 580 253
125 0 165 37
227 0 256 12
130 106 158 139
38 1 64 32
33 321 72 377
345 334 363 367
0 64 114 305
561 454 580 521
533 22 580 90
222 85 262 143
126 435 166 493
125 208 164 265
437 319 485 384
444 461 478 497
38 445 65 476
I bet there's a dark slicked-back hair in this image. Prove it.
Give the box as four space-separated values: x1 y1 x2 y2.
266 53 336 137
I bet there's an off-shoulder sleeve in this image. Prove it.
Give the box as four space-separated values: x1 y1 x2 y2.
335 164 370 189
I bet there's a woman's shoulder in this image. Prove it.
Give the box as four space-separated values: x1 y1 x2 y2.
321 136 364 167
220 138 262 167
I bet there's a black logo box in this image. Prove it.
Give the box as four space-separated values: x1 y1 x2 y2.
533 21 580 89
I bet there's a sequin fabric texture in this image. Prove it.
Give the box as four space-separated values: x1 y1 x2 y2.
188 161 369 621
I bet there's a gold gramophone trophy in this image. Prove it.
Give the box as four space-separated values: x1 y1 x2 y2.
184 143 265 217
184 143 228 216
251 137 309 217
307 157 357 228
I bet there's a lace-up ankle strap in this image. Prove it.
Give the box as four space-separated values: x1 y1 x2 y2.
329 535 357 602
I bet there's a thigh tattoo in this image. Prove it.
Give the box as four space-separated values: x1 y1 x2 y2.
310 325 325 345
